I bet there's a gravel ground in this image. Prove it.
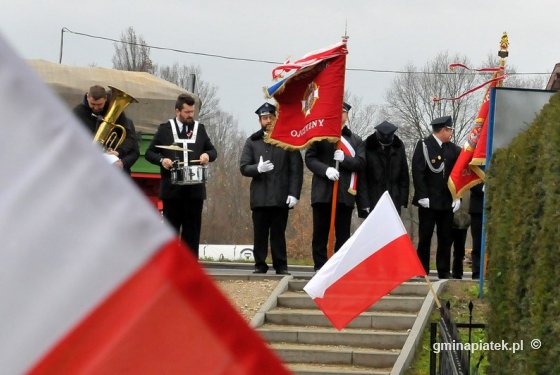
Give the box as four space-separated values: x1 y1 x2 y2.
216 279 279 321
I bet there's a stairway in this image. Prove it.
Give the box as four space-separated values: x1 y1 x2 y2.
256 278 428 375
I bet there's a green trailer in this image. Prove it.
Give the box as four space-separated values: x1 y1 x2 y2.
131 133 162 211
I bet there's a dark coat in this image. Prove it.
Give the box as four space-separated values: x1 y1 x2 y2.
240 129 303 209
145 120 217 200
305 127 365 208
357 133 409 212
411 134 460 210
72 94 139 173
469 183 484 214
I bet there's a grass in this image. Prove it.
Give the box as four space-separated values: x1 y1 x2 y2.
405 280 489 375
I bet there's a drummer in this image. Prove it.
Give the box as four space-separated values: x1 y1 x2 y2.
145 93 217 258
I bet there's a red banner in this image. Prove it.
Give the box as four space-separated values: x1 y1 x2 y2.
448 68 504 198
265 42 347 150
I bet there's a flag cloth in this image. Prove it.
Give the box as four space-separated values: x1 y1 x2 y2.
448 65 505 198
0 34 289 375
264 41 347 150
303 191 426 330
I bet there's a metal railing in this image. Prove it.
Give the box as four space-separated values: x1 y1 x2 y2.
430 301 486 375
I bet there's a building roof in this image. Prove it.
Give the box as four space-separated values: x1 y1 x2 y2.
546 63 560 91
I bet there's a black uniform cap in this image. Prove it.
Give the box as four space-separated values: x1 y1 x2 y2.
374 121 398 135
255 102 276 116
342 102 352 112
431 115 454 131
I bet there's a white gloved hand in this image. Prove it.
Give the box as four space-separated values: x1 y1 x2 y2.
286 195 299 208
418 198 430 208
104 153 120 165
333 149 345 162
482 184 485 193
452 198 461 213
325 167 340 181
257 155 274 173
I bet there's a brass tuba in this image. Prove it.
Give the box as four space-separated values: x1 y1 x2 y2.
93 86 138 150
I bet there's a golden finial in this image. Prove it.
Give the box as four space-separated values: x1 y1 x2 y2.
498 32 509 58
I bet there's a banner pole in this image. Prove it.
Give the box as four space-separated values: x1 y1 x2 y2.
327 143 341 259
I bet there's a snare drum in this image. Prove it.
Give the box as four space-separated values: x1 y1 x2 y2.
170 165 208 185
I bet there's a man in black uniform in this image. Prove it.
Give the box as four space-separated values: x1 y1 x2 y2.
240 103 303 275
357 120 409 217
145 94 217 258
412 115 461 278
305 102 365 271
72 85 139 174
469 183 484 279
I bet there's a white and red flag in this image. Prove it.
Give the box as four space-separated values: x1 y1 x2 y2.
304 191 426 330
0 35 289 375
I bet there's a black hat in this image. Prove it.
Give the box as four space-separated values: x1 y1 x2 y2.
431 116 454 131
374 121 398 136
342 102 352 112
255 102 276 116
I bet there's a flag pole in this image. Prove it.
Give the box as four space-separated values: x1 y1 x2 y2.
423 275 442 309
327 155 340 259
479 32 509 298
327 32 349 260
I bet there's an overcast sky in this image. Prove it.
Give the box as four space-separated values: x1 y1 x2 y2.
1 0 558 135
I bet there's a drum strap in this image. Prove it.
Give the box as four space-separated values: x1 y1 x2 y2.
169 119 199 164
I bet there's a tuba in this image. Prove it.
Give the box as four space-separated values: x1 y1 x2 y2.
93 86 138 150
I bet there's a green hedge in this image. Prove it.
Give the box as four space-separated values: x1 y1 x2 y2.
485 92 560 374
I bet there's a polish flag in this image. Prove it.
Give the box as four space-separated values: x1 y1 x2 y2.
0 35 289 375
304 191 426 330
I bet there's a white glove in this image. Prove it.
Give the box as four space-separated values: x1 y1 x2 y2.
104 153 120 165
325 167 339 181
333 149 345 162
257 155 274 173
418 198 430 208
452 199 461 213
482 184 485 192
286 195 298 208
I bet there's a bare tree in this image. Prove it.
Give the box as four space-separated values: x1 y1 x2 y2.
155 63 220 122
384 52 482 148
112 27 153 73
202 111 253 245
344 91 382 139
286 169 313 259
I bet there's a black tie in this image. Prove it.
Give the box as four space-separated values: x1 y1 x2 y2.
179 123 187 138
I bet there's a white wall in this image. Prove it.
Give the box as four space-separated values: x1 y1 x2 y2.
199 244 254 261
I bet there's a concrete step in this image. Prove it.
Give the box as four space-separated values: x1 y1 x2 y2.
288 362 391 375
258 325 408 349
270 342 400 368
288 280 429 296
277 292 424 312
265 308 417 330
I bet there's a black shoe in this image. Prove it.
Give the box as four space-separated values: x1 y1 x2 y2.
275 270 291 275
452 274 463 280
253 269 268 274
438 273 451 279
472 273 480 280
